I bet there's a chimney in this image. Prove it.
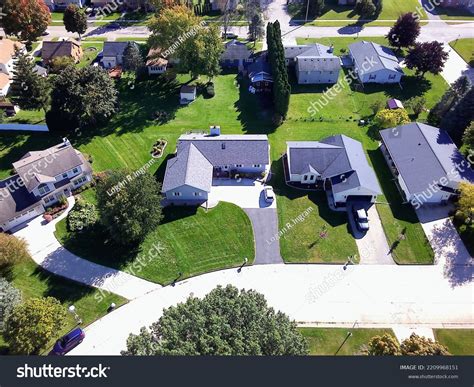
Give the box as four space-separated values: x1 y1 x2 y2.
210 126 221 136
328 44 334 53
63 138 71 147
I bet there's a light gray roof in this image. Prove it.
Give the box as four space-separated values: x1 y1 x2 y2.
349 41 403 75
162 143 213 192
162 134 269 192
102 41 135 57
297 56 341 72
13 142 86 192
177 134 269 165
287 135 381 194
380 123 474 195
284 44 336 60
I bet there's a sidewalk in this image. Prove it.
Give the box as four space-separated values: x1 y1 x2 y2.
14 197 161 300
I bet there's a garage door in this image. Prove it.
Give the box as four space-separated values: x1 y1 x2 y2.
5 207 42 230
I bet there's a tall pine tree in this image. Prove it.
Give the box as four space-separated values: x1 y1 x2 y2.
441 87 474 145
10 48 50 111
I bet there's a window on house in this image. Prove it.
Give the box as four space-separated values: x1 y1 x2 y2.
44 195 54 204
303 175 308 181
193 192 202 196
73 176 87 186
72 167 79 174
62 173 68 179
38 184 50 195
234 164 243 168
173 192 182 197
253 164 261 168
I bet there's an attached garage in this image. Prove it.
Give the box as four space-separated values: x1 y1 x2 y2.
1 206 44 232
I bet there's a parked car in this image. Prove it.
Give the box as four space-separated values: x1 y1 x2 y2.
49 328 85 355
353 208 369 231
222 32 238 39
264 186 275 203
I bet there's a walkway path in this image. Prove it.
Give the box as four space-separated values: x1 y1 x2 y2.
13 197 161 300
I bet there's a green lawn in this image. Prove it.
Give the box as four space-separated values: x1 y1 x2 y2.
449 38 474 66
114 37 149 42
79 42 104 68
0 259 126 354
299 327 396 355
55 196 255 285
434 329 474 355
301 0 427 26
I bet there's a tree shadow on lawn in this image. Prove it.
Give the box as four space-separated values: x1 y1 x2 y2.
159 205 199 226
367 149 420 224
235 76 274 134
358 75 432 101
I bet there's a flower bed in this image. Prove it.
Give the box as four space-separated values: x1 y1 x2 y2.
43 198 69 222
150 139 167 158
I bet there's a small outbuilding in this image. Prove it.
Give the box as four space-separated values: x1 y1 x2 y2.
180 85 197 105
387 98 404 110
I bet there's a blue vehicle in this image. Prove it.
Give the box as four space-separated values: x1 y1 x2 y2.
49 328 85 355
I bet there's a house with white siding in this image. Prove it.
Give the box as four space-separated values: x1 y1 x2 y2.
348 41 403 84
0 139 92 232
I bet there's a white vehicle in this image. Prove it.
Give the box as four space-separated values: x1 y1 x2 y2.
264 186 275 203
353 208 369 231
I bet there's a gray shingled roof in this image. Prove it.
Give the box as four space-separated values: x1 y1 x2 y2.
287 135 381 194
349 41 403 75
13 142 85 192
284 44 336 59
162 134 269 193
0 175 41 224
380 123 474 195
162 143 213 192
297 56 341 72
103 41 136 57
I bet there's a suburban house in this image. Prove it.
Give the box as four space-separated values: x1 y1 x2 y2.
102 41 138 69
220 40 252 71
286 135 381 208
146 48 168 75
0 39 26 96
348 41 403 84
162 128 270 205
247 55 273 93
284 44 341 84
0 139 93 232
380 123 474 207
42 39 83 65
52 0 84 10
180 85 197 105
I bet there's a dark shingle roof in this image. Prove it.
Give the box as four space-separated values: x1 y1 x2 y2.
102 41 135 57
0 175 41 224
287 135 381 194
41 39 81 61
380 123 474 195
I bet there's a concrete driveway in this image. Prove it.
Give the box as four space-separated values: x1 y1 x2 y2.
244 209 283 265
347 203 394 265
416 205 473 287
207 178 276 209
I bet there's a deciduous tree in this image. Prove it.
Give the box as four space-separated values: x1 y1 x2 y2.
441 87 474 145
375 108 410 129
405 41 449 78
308 0 325 18
122 285 308 355
387 12 420 50
4 297 67 355
354 0 376 18
401 333 451 355
2 0 51 46
462 122 474 151
0 234 31 268
96 170 163 245
457 182 474 223
405 96 426 117
248 12 264 42
63 4 88 40
366 334 402 355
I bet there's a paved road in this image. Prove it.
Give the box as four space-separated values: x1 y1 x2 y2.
244 208 283 264
13 197 161 300
69 260 473 355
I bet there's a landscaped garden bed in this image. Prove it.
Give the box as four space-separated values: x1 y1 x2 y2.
150 138 167 158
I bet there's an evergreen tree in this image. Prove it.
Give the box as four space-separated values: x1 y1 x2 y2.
441 87 474 145
123 42 144 74
248 13 265 42
9 48 50 112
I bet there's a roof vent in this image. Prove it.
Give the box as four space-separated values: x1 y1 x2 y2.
221 142 226 150
328 44 334 53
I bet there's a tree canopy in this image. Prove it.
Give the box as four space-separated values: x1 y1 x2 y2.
4 297 67 355
96 169 164 245
2 0 51 44
122 285 308 355
49 65 117 129
366 333 451 356
63 4 88 40
0 233 31 268
123 42 145 73
366 334 402 355
374 108 410 129
9 48 50 111
387 12 420 49
405 41 449 77
440 87 474 145
0 278 22 332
